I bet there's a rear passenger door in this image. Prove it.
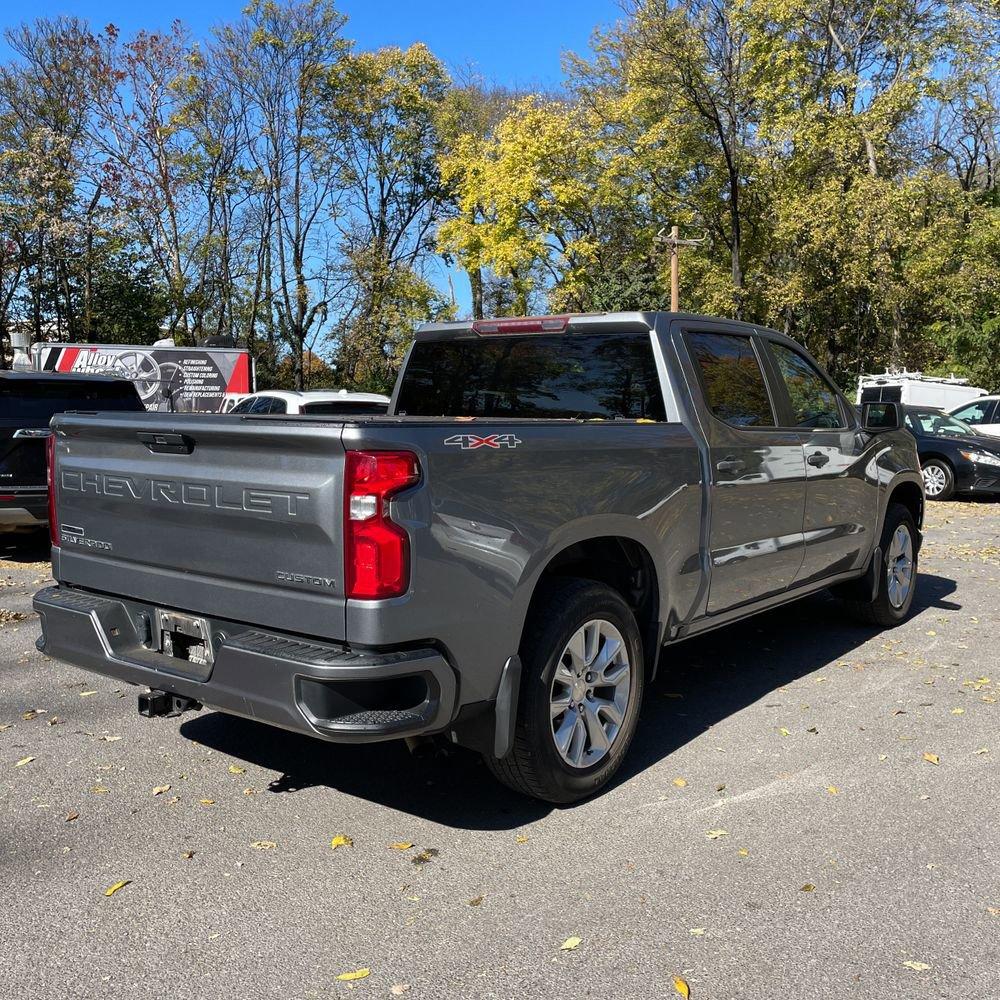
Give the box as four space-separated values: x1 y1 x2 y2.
682 328 807 614
762 340 877 586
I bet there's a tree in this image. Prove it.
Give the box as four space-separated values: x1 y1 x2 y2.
326 43 452 384
216 0 349 389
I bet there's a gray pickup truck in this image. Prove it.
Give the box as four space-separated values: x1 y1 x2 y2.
34 312 923 802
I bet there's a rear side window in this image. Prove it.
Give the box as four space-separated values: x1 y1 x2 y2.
770 343 845 428
688 332 775 427
0 379 143 419
396 334 667 420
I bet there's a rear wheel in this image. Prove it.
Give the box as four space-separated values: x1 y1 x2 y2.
841 502 918 627
486 578 644 803
921 459 954 501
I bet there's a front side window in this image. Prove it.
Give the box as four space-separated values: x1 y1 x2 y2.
688 332 775 427
771 343 845 428
951 401 993 425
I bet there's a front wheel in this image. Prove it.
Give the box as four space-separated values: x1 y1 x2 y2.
841 502 919 627
485 578 645 803
922 459 955 501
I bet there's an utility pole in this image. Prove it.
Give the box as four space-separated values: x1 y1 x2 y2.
655 226 708 312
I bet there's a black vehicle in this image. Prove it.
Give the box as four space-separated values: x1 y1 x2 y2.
0 372 144 532
903 405 1000 501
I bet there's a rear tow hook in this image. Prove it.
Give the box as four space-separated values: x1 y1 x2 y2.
138 690 202 719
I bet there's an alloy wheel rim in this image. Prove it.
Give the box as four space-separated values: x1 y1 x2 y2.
922 465 947 497
549 619 631 769
886 524 914 609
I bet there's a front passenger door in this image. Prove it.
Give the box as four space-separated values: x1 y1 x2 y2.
764 341 877 585
684 330 807 614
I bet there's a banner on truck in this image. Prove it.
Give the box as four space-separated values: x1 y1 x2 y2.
31 344 253 412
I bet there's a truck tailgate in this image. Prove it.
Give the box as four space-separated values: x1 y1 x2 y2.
51 412 348 641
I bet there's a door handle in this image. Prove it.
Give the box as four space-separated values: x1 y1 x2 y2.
807 452 830 468
716 457 746 473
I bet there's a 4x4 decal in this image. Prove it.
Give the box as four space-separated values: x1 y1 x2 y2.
444 433 522 450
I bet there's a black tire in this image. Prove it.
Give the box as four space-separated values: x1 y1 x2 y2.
841 502 919 627
921 458 955 501
485 578 645 804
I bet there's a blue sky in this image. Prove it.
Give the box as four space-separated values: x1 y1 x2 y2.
1 0 623 89
1 0 625 315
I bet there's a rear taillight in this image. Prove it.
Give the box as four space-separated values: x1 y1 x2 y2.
344 450 420 599
46 432 59 546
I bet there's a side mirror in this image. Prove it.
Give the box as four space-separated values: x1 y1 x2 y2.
861 401 903 433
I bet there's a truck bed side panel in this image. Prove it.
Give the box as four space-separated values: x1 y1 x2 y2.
343 420 703 705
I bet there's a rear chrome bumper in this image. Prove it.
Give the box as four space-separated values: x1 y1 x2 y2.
33 585 457 743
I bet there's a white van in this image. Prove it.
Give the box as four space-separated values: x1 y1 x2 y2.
857 371 986 410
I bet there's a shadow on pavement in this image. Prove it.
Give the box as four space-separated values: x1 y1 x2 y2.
0 529 50 563
180 572 958 830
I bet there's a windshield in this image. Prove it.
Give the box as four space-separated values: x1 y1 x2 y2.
906 410 976 437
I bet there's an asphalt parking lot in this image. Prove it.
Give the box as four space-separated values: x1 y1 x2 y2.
2 502 998 1000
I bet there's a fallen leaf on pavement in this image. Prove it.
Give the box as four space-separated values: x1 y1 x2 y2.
411 848 439 865
923 752 940 765
199 799 214 806
738 848 749 857
330 834 353 850
104 880 130 897
390 986 410 996
181 851 195 860
468 895 484 906
826 786 839 795
689 927 705 936
14 756 34 767
152 785 171 796
951 708 965 715
705 829 728 840
335 968 370 982
91 785 109 794
902 961 931 971
389 842 414 851
672 777 687 788
228 764 245 774
0 723 11 731
986 907 1000 917
79 691 97 697
673 977 690 998
560 936 582 951
976 747 990 755
801 883 815 892
65 810 79 822
251 840 276 850
778 728 792 736
515 834 529 844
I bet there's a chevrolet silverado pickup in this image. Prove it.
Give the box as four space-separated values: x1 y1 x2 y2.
0 372 143 532
34 313 924 803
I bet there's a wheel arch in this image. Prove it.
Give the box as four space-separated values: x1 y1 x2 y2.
521 534 662 681
886 478 924 533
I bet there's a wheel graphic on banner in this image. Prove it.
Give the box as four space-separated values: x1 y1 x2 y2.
112 351 166 402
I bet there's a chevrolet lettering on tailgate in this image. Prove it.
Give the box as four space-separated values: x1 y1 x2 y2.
60 470 310 518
